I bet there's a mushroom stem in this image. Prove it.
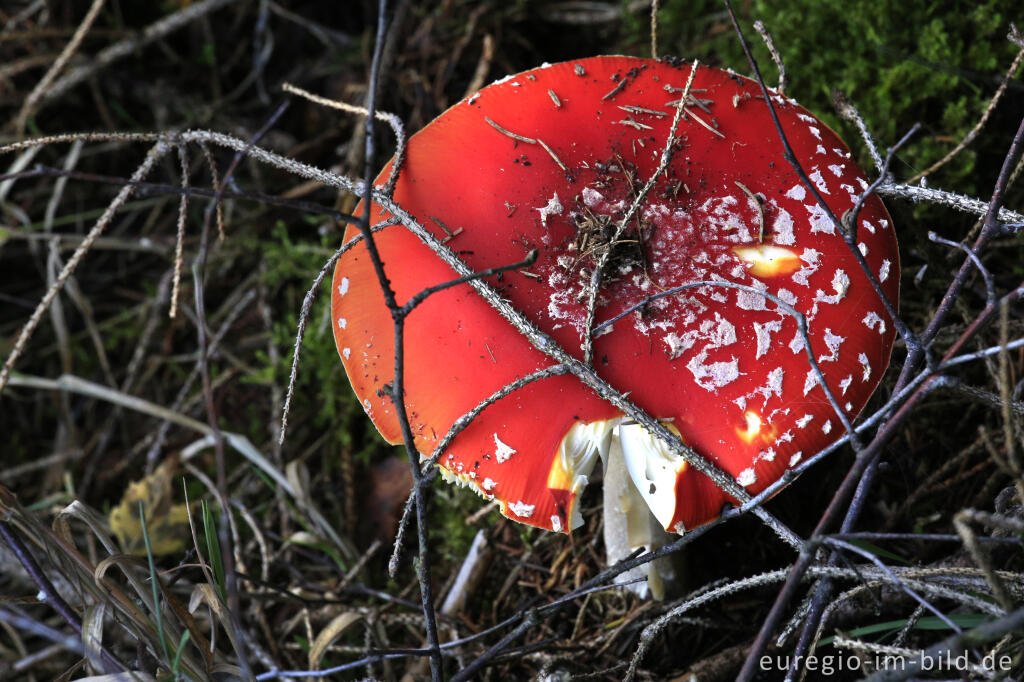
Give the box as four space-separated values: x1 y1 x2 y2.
602 432 678 599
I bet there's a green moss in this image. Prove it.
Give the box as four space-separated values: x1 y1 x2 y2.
254 221 384 467
432 483 491 562
639 0 1019 192
749 0 1014 188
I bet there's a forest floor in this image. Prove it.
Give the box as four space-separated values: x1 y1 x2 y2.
1 1 1024 680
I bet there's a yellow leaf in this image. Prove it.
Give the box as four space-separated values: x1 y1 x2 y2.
108 456 191 556
309 612 363 671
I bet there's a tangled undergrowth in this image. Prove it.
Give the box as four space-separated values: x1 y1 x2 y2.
1 1 1023 680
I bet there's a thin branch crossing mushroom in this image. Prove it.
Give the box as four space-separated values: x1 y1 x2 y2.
332 56 899 596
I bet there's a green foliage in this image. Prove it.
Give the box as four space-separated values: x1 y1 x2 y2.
818 614 991 647
199 42 217 68
138 501 173 667
201 499 226 603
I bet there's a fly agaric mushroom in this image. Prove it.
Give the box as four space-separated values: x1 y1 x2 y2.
332 56 898 596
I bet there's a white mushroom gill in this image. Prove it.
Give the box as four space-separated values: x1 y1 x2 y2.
551 418 686 598
616 422 688 529
547 420 614 529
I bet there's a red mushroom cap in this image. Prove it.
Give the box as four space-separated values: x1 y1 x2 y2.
332 56 899 535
